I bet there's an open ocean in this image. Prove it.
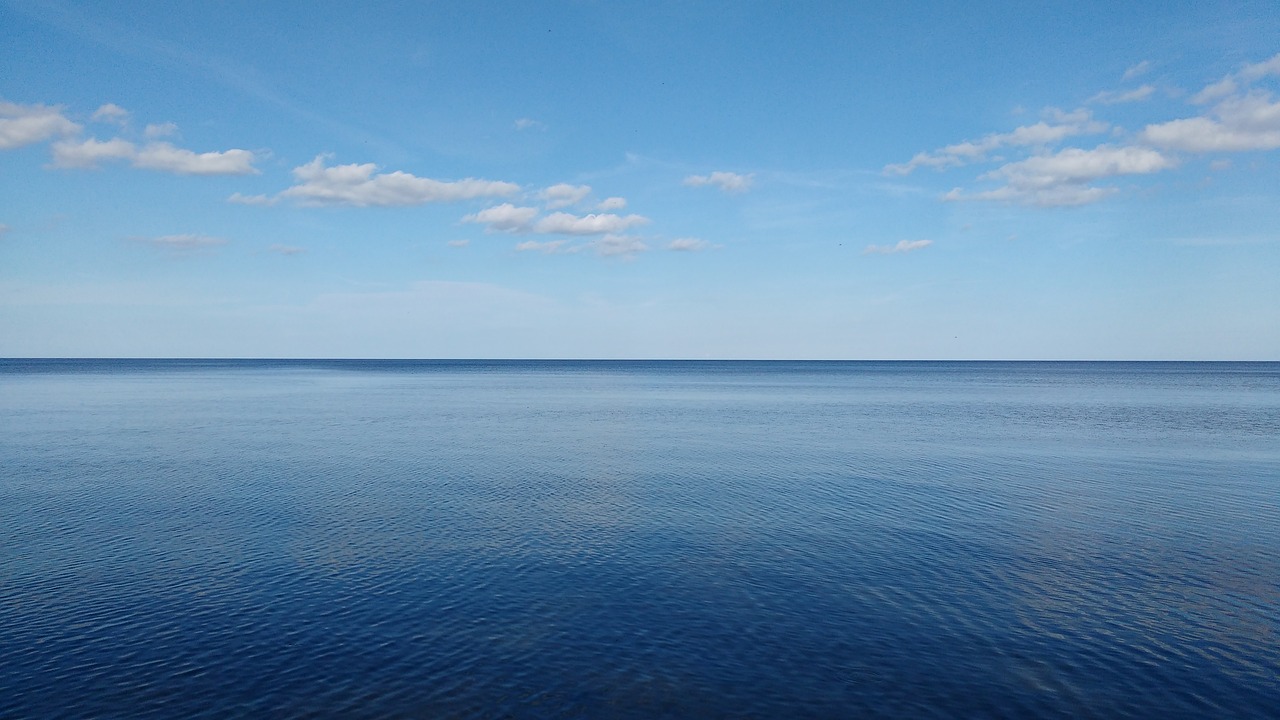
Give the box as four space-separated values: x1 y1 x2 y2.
1 359 1277 718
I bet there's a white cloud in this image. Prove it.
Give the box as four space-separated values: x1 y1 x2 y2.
447 239 470 248
1088 85 1155 105
1141 92 1280 152
1122 61 1151 81
597 196 627 211
133 142 258 175
533 211 650 236
462 203 539 232
227 192 278 206
539 183 591 209
50 137 258 175
0 101 81 149
91 103 130 124
280 155 520 207
885 108 1109 175
514 117 546 131
683 171 755 193
49 137 136 168
587 234 647 258
864 239 932 255
515 239 573 254
945 144 1175 207
268 243 304 255
667 237 712 252
1192 52 1280 104
144 122 179 138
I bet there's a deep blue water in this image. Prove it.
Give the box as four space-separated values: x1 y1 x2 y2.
1 360 1278 718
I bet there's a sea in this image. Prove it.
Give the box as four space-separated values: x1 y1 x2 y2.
1 360 1277 718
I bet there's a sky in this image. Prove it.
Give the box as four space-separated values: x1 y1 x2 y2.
2 0 1279 359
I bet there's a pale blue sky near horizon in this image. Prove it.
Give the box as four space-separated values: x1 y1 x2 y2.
2 0 1278 359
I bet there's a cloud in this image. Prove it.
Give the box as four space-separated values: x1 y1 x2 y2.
0 224 9 237
133 142 257 175
514 117 546 131
597 196 627 211
1192 52 1280 104
1088 85 1155 105
885 108 1109 175
136 234 228 251
539 183 591 209
447 239 470 248
667 237 712 252
864 239 932 255
515 239 573 254
1122 61 1151 81
280 155 520 207
683 171 755 193
946 144 1176 206
533 211 650 235
462 203 539 232
1141 92 1280 152
268 243 305 255
91 103 129 124
50 136 258 174
227 192 278 206
144 122 178 138
0 101 81 149
586 234 648 258
49 137 136 168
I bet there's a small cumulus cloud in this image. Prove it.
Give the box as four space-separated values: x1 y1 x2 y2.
268 243 305 255
90 103 130 124
462 203 539 232
49 137 135 168
597 196 626 211
946 144 1176 207
683 171 755 193
667 237 712 252
280 155 520 207
533 211 650 236
864 239 933 255
0 101 81 149
586 234 647 258
539 183 591 209
50 137 258 175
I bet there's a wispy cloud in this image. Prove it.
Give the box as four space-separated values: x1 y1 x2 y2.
279 155 520 207
1088 85 1155 105
885 108 1109 175
447 239 470 248
1142 91 1280 152
533 212 650 236
144 122 178 138
268 243 304 255
539 183 591 209
227 192 277 206
133 233 228 254
514 117 546 131
683 171 754 193
1122 60 1151 81
667 237 712 252
597 196 626 211
0 101 80 149
864 239 932 255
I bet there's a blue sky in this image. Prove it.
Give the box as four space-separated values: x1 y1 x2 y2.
2 0 1278 359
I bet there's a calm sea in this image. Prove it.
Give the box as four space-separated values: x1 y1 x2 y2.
1 360 1277 718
